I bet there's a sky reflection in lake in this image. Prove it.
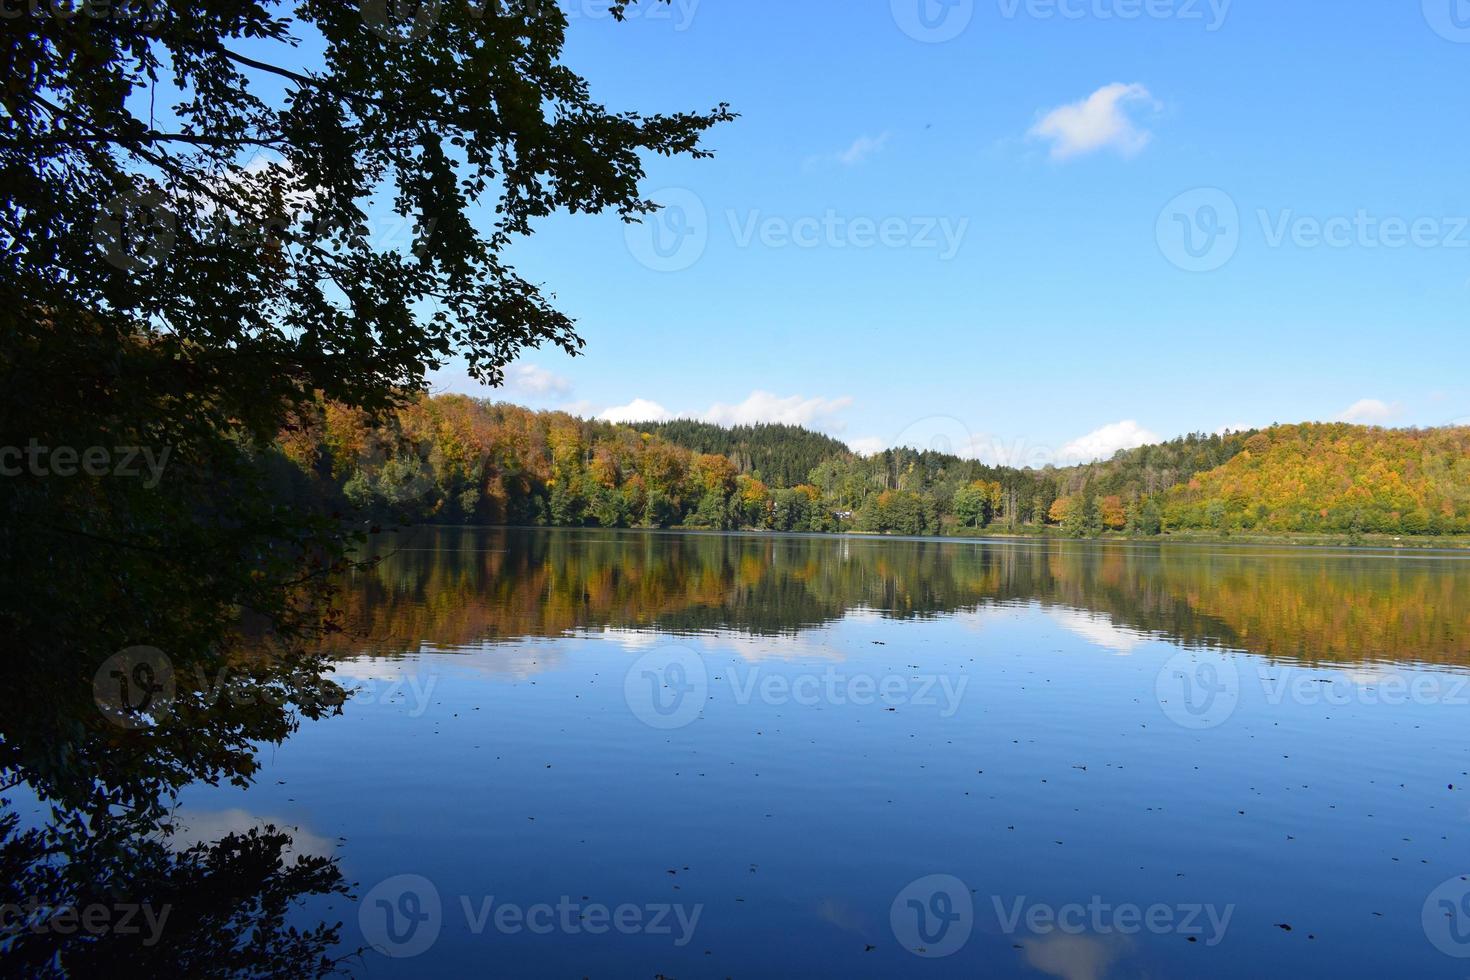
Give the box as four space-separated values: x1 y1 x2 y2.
179 528 1470 977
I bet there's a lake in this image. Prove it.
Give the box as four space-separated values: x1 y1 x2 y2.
173 527 1470 977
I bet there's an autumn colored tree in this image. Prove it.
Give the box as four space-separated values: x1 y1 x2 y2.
280 398 1470 542
738 475 773 528
1099 495 1127 531
1161 423 1470 534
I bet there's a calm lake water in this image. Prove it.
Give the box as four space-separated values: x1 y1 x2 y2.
176 527 1470 976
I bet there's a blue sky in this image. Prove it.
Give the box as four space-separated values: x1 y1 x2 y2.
315 2 1470 462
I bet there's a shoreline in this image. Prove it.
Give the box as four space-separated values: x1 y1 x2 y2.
373 523 1470 552
942 528 1470 551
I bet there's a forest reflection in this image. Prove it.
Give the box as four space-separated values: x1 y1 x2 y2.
331 528 1470 669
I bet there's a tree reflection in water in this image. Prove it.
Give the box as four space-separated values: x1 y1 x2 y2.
7 526 1467 975
334 528 1470 670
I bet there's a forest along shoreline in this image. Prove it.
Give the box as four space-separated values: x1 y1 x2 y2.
274 394 1470 543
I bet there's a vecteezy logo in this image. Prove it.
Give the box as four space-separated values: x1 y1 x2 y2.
1156 188 1240 273
1424 876 1470 957
624 646 708 729
360 874 443 958
361 0 441 42
624 187 708 272
890 414 976 458
94 188 177 272
1156 651 1240 729
890 874 973 958
891 0 974 43
92 646 176 729
1424 0 1470 43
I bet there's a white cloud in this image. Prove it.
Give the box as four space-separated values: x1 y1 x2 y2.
696 631 844 664
427 368 479 396
879 415 987 460
598 398 673 424
167 808 334 862
1029 83 1158 160
853 421 1066 468
331 658 424 683
505 363 572 398
702 391 853 430
1336 398 1399 424
427 363 574 403
196 151 321 216
1058 420 1159 463
1045 608 1146 655
805 132 892 171
594 390 855 432
555 399 597 417
599 628 660 651
972 435 1067 468
1022 932 1127 980
836 132 890 166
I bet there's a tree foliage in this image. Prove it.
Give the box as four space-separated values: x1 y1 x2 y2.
1161 423 1470 534
3 2 729 971
638 419 851 487
286 399 1470 540
3 0 731 777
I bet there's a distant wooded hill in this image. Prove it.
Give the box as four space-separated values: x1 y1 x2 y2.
1161 422 1470 534
633 419 851 487
273 396 1470 537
